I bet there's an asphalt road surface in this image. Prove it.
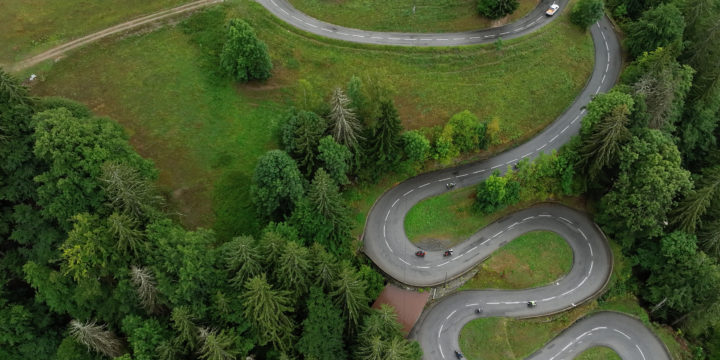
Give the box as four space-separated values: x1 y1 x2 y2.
245 1 671 359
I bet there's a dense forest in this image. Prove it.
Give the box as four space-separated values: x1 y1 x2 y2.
1 0 720 358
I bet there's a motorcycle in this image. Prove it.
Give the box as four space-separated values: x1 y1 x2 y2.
455 350 464 359
527 301 537 308
415 250 426 257
446 182 456 189
443 249 453 257
475 308 483 315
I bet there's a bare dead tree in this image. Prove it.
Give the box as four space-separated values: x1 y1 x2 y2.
329 87 363 148
130 265 160 314
68 319 124 358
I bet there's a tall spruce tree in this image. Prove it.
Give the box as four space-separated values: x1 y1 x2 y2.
369 100 403 171
240 274 295 352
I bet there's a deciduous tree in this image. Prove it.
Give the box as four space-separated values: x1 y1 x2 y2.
251 150 305 220
570 0 605 29
317 136 352 185
598 129 691 244
477 0 520 19
220 19 272 82
401 130 430 164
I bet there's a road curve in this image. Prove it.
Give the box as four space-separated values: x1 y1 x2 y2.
11 0 223 71
20 0 667 358
258 0 570 46
255 0 671 359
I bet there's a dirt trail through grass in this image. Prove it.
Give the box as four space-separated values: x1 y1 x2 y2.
11 0 222 71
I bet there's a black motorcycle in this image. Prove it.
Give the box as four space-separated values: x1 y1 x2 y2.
455 350 464 359
443 249 453 257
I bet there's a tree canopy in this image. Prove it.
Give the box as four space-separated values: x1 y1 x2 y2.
220 18 272 82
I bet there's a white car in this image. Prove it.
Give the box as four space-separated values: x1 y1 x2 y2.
546 3 560 16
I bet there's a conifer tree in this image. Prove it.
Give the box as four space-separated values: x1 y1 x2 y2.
329 87 363 148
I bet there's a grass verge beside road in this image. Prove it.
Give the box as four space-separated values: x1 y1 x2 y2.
576 347 622 359
459 231 572 290
0 0 190 65
287 0 539 33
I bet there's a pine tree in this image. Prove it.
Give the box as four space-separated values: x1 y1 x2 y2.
223 235 263 287
108 212 145 255
259 229 287 271
673 167 720 234
355 335 384 360
292 169 352 254
369 100 403 170
240 274 295 352
198 328 239 360
100 162 161 220
0 68 29 105
276 241 312 297
332 262 369 331
297 287 347 360
578 104 632 177
171 306 200 350
310 243 339 291
329 87 363 148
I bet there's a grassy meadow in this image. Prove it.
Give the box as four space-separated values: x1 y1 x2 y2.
287 0 539 32
460 230 572 290
0 0 191 65
25 0 592 238
458 241 692 360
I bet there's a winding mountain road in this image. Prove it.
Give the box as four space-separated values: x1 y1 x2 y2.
258 0 672 359
21 0 670 358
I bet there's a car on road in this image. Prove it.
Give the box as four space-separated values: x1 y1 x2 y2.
546 3 560 16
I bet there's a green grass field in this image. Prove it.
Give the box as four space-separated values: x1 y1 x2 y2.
0 0 190 65
460 231 572 290
458 241 691 360
287 0 539 32
404 186 484 246
458 296 673 360
26 0 592 237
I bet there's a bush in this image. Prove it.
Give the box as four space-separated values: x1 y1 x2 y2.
570 0 605 29
477 0 519 19
447 110 487 152
401 130 430 164
474 171 520 214
220 19 272 82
